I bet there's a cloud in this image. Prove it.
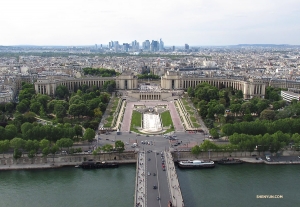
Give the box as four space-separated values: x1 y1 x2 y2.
1 0 300 45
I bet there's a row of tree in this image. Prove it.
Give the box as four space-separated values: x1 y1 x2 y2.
137 73 160 79
222 118 300 136
229 131 300 153
192 131 300 156
82 67 120 77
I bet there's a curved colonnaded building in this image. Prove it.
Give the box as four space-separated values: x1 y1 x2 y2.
34 70 300 100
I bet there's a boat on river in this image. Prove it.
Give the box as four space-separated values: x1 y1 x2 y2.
78 161 119 169
218 158 243 165
178 160 215 169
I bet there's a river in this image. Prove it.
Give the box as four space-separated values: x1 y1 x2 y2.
0 164 299 207
177 163 300 207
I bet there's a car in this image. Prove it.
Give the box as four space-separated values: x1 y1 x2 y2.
146 135 149 137
153 185 157 189
125 142 129 145
266 156 271 161
298 156 300 159
148 172 151 176
106 139 109 141
153 173 156 176
162 168 165 171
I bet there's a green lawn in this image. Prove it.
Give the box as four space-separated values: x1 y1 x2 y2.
190 116 197 122
130 110 142 131
103 98 120 127
161 111 173 127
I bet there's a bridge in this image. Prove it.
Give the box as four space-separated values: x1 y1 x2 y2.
134 149 184 207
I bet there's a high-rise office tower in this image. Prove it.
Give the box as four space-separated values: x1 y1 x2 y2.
159 38 164 51
151 40 159 52
122 43 130 52
185 44 189 50
131 40 139 51
142 40 150 51
109 41 114 49
172 46 175 51
114 41 119 52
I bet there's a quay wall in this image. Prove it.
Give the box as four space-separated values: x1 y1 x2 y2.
0 152 137 171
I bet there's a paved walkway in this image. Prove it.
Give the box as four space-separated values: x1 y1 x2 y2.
121 101 184 132
165 151 184 207
135 152 146 207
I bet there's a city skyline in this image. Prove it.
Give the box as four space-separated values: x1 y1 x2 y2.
1 0 300 46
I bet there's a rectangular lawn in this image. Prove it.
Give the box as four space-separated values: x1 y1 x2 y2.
161 111 173 127
130 110 142 131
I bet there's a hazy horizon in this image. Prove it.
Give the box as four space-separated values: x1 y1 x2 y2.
1 0 300 46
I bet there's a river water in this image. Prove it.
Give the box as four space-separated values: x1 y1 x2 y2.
177 163 300 207
0 164 299 207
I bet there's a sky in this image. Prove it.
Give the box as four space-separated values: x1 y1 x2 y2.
1 0 300 46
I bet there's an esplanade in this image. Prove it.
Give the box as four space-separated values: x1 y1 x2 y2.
34 70 300 99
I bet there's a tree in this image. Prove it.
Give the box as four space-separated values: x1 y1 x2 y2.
69 104 80 118
94 108 103 118
236 90 243 99
5 102 14 113
102 144 113 152
191 145 201 156
4 125 18 140
83 128 95 142
40 139 50 149
0 140 10 158
55 85 69 99
199 140 218 151
115 140 125 153
74 125 83 139
10 137 25 149
209 128 219 139
229 104 241 116
54 104 67 118
50 144 59 162
0 126 5 141
16 101 29 113
30 102 42 114
187 87 195 97
260 109 276 121
56 138 73 151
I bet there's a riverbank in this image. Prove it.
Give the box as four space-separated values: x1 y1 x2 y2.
173 150 300 165
0 160 137 171
0 152 137 171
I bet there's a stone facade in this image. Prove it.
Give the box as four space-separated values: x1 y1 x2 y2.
34 70 300 99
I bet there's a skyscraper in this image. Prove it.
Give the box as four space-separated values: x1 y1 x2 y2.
185 44 189 50
114 41 119 52
151 40 159 52
131 40 139 51
159 38 164 51
142 40 150 51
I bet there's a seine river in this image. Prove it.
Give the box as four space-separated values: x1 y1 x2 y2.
0 164 299 207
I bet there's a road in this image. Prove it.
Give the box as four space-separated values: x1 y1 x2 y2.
98 131 207 152
145 150 170 207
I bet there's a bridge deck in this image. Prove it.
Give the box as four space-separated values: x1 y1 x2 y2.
135 150 184 207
